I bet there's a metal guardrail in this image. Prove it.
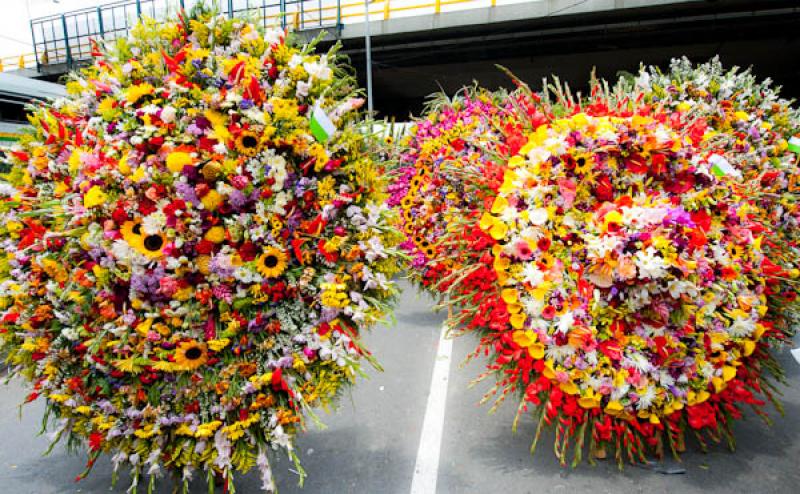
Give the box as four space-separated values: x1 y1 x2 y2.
28 0 347 71
24 0 512 72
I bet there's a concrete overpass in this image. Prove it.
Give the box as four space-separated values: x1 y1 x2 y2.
9 0 800 117
301 0 800 116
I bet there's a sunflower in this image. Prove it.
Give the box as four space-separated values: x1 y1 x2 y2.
256 246 288 278
573 153 594 175
235 131 261 157
174 341 208 371
121 220 141 242
121 220 146 252
135 232 166 259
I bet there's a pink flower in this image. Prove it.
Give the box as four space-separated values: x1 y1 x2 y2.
513 240 534 260
158 277 179 297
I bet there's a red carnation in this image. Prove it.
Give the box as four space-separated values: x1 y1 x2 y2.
195 239 214 255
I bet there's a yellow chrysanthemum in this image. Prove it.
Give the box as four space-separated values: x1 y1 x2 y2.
83 186 108 208
204 226 226 244
166 151 194 173
201 190 223 211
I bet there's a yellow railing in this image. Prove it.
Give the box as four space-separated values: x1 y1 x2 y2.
0 53 38 72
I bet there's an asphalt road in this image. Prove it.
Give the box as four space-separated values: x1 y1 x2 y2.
0 281 798 493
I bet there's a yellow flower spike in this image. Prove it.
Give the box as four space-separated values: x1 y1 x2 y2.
489 221 508 240
722 365 737 382
496 270 510 286
499 171 519 194
131 166 146 182
649 414 661 425
507 154 525 168
742 339 756 356
613 369 628 388
509 312 526 329
753 323 766 340
560 381 579 395
501 288 519 305
512 329 535 347
135 318 153 337
711 376 726 393
578 393 601 409
506 302 523 314
491 195 509 214
604 400 624 416
528 343 545 359
479 211 496 231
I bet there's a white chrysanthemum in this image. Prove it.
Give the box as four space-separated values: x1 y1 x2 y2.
625 352 653 373
527 207 549 226
522 296 544 317
142 211 166 235
728 314 755 338
586 234 621 259
499 206 519 224
545 344 575 363
555 312 574 334
521 263 545 287
527 147 551 166
634 246 668 279
636 385 657 410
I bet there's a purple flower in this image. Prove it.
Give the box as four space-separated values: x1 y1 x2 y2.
175 181 200 206
228 189 248 210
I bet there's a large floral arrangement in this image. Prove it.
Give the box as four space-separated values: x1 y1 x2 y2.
428 79 797 466
631 57 800 332
388 88 538 292
0 7 401 492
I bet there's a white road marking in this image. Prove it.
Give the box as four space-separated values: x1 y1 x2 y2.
410 321 454 494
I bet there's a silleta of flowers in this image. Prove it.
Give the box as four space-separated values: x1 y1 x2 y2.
632 57 800 333
0 7 401 492
429 75 797 466
388 88 537 291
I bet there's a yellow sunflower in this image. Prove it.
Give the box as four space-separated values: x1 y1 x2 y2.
574 153 594 175
135 232 166 259
174 341 208 371
121 220 146 251
256 246 288 278
235 131 261 157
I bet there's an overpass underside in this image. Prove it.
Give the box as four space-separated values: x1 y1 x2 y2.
305 0 800 118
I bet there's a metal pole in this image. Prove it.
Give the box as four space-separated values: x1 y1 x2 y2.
135 0 142 18
30 19 39 71
61 14 72 69
364 0 373 115
228 0 234 18
97 7 105 38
